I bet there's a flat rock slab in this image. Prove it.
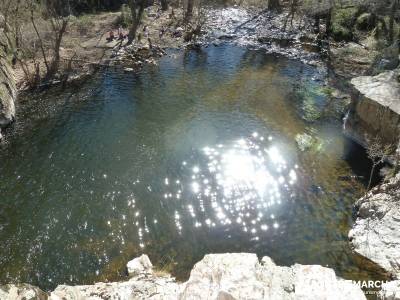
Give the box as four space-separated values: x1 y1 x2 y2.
345 69 400 148
351 70 400 115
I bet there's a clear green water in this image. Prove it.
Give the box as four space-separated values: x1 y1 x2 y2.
0 45 387 290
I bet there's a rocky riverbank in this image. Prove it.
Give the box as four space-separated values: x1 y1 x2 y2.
0 22 16 139
201 6 322 66
1 253 369 300
344 64 400 282
349 172 400 280
345 63 400 297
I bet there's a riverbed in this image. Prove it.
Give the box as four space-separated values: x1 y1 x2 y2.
0 44 387 290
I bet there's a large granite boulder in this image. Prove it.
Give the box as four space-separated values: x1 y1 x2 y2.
349 173 400 279
344 69 400 150
180 253 366 300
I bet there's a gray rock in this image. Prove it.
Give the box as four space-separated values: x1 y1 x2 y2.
329 43 379 78
0 253 367 300
344 69 400 150
379 280 400 300
0 20 17 128
126 254 153 277
49 276 179 300
179 253 366 300
295 133 314 151
349 173 400 279
0 283 48 300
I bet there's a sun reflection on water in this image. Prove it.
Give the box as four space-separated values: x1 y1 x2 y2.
92 132 303 266
111 132 300 249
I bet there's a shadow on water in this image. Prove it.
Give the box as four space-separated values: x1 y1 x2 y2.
0 44 390 290
343 137 384 188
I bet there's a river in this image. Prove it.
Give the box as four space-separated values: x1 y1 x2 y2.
0 44 387 290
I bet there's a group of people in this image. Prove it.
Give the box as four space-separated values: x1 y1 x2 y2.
107 27 127 42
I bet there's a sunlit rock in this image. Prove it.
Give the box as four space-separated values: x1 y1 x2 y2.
0 284 48 300
344 68 400 151
126 254 153 277
379 280 400 300
50 275 179 300
0 20 16 128
180 253 366 300
0 253 368 299
349 173 400 279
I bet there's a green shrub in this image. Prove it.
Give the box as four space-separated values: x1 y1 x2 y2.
331 7 358 41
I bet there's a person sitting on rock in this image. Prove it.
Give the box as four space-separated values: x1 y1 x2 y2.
118 27 125 40
107 30 115 42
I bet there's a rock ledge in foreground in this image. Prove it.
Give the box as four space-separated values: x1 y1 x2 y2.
0 253 368 300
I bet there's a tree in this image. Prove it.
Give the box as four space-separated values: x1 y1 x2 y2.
161 0 168 11
44 0 70 79
185 0 194 23
127 0 146 44
267 0 280 11
28 0 71 80
388 0 399 44
366 138 393 191
283 0 298 30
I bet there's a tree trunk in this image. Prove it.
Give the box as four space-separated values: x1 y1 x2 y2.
185 0 193 23
161 0 168 11
388 0 398 44
325 8 332 37
367 164 376 192
47 18 68 79
267 0 280 11
30 9 50 73
127 0 145 44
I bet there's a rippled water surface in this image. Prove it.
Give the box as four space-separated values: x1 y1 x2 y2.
0 45 387 289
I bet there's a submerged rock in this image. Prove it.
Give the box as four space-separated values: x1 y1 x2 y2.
344 68 400 150
0 253 368 299
349 173 400 279
295 133 314 151
295 132 325 152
